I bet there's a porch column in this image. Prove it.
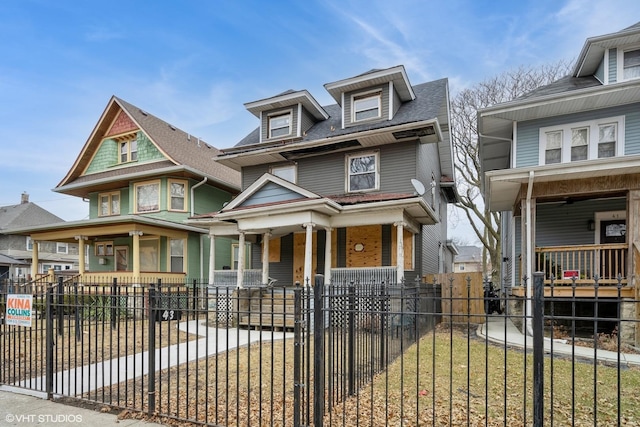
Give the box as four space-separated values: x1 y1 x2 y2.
262 231 271 285
129 231 143 278
74 235 87 275
629 190 640 345
395 222 405 284
303 223 315 286
209 234 216 285
236 231 245 289
324 227 333 285
31 239 39 279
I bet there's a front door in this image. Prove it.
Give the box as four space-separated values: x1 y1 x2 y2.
596 211 626 280
115 246 129 271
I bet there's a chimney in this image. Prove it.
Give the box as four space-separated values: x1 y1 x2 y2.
21 192 29 204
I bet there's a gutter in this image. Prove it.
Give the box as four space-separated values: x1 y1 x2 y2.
525 170 534 337
191 177 208 217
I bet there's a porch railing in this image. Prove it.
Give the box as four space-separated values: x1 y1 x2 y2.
330 266 397 285
210 269 263 287
535 243 628 285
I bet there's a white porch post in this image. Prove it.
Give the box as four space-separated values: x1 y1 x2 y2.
395 222 405 284
74 235 87 275
209 234 216 285
262 231 271 285
31 239 39 279
324 227 332 285
236 231 245 289
303 223 315 286
129 231 143 278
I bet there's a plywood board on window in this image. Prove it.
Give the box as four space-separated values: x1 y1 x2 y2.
390 228 413 270
268 237 281 263
346 225 381 267
293 232 317 285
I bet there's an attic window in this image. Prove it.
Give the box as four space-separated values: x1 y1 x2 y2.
119 137 138 163
353 92 381 122
623 48 640 80
268 111 292 139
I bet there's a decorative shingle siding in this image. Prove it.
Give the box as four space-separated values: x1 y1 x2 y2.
105 110 137 137
136 133 165 162
85 139 119 174
515 103 640 167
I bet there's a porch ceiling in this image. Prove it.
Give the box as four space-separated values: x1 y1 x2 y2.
485 155 640 211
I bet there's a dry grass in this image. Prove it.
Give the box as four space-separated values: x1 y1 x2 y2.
102 323 640 426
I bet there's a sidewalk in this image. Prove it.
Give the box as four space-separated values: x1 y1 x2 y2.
477 316 640 366
0 387 165 426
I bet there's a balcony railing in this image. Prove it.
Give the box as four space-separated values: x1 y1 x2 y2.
535 243 628 285
330 266 398 285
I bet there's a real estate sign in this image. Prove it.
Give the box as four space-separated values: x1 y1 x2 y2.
5 294 33 327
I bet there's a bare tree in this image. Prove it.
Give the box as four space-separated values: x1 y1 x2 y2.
451 61 574 282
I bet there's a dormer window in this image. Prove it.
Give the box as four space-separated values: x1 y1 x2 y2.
268 111 292 139
119 137 138 163
353 92 381 122
623 48 640 80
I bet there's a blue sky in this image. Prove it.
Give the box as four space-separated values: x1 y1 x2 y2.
1 0 639 243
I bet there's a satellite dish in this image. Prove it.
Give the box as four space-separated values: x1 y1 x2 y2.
411 179 426 196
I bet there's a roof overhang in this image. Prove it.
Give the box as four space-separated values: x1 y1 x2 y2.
479 79 640 173
53 164 240 198
244 90 329 121
484 155 640 211
324 65 416 105
216 119 442 170
575 26 640 77
4 215 208 242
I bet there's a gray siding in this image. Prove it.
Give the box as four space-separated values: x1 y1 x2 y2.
595 59 604 83
260 107 299 142
609 48 617 84
300 108 315 135
392 86 402 118
344 84 389 128
242 165 270 189
240 182 304 207
511 197 626 284
516 103 640 167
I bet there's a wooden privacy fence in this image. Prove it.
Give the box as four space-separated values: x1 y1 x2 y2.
424 272 485 323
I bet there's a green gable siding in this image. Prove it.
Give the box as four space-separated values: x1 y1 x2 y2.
85 132 166 175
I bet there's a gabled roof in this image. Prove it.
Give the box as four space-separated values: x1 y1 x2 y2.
244 89 329 121
56 96 240 197
575 21 640 77
324 65 416 105
0 201 64 231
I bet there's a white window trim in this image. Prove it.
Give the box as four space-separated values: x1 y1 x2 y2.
98 191 120 217
26 236 33 251
56 242 68 254
617 45 640 82
346 151 380 193
267 109 293 139
168 179 188 212
134 179 161 213
538 115 625 165
270 164 297 183
232 242 251 270
351 90 382 123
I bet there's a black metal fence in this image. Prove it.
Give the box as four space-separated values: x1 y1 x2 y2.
1 273 639 426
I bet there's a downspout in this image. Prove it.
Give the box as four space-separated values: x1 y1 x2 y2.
190 177 208 217
525 170 534 336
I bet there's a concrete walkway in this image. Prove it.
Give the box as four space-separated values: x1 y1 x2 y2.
16 319 293 395
477 316 640 366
